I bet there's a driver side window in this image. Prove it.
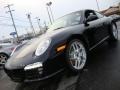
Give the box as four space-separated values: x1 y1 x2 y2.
85 10 98 21
85 11 94 18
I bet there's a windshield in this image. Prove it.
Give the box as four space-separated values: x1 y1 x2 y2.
48 11 82 32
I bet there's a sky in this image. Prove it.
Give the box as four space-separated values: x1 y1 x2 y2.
0 0 120 40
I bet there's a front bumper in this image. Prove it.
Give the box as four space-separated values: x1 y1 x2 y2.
4 67 64 83
24 69 64 82
4 54 65 83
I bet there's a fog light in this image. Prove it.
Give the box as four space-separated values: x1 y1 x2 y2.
38 68 43 74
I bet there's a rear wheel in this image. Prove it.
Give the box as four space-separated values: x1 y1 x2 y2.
109 24 118 41
66 39 87 73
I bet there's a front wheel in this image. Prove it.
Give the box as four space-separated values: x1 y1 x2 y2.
66 39 87 73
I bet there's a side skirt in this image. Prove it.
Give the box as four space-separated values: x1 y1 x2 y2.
89 36 110 51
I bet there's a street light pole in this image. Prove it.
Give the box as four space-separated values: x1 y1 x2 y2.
49 6 54 22
96 0 100 11
46 6 52 24
26 13 36 36
46 1 54 23
47 2 54 22
36 17 41 34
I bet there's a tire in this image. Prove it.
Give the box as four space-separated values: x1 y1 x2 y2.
0 53 8 66
66 39 87 74
109 23 118 41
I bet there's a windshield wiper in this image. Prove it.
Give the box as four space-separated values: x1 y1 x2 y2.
54 27 64 31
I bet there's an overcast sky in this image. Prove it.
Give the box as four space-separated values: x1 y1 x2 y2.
0 0 119 40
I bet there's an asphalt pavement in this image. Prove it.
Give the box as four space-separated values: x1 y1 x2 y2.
0 21 120 90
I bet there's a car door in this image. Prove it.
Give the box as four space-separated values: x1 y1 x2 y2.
95 11 110 40
83 10 105 49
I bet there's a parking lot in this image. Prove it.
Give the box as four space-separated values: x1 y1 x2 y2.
0 21 120 90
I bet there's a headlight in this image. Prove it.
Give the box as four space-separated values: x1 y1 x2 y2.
35 38 51 56
24 62 42 70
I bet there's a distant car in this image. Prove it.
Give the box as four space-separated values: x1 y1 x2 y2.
10 40 29 56
0 43 17 66
4 9 118 83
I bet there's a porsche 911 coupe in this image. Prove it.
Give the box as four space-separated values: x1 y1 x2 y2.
4 9 118 83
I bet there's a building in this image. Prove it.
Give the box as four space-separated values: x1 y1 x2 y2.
101 3 120 16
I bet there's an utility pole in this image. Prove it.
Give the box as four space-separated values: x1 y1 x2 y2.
5 4 19 42
96 0 100 11
36 17 41 34
26 13 36 36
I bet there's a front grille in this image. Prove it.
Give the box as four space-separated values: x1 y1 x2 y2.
25 68 43 80
4 68 43 81
4 68 25 81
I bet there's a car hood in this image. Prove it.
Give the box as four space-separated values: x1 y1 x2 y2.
9 29 65 59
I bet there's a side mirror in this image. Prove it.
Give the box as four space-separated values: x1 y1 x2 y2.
86 15 98 22
84 15 98 26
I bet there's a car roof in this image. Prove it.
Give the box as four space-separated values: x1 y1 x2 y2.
53 9 94 21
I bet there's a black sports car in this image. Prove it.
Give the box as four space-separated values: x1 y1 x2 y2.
4 9 118 83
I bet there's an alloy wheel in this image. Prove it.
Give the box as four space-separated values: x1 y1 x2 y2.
68 41 87 70
112 24 118 40
0 54 7 65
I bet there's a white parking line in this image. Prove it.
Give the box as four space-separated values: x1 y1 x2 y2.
57 75 79 90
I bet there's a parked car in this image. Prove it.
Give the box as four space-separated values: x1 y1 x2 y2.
0 43 17 66
4 9 118 83
10 40 30 56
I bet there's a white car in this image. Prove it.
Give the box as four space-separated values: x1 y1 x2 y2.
0 43 17 66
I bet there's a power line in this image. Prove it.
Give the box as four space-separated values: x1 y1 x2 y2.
0 18 11 21
0 15 39 24
0 15 29 23
0 23 13 26
13 18 28 23
0 23 30 28
0 16 10 18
